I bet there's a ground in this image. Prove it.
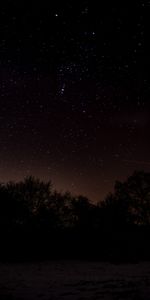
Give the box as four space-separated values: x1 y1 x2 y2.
0 260 150 299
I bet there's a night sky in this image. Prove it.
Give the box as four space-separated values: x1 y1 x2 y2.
0 1 149 202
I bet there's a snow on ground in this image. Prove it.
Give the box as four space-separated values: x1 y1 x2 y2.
0 260 150 299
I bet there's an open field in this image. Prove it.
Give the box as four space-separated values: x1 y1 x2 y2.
0 260 150 299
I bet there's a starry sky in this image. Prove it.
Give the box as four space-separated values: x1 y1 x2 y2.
0 1 149 202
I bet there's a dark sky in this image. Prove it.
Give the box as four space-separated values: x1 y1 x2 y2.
0 1 149 202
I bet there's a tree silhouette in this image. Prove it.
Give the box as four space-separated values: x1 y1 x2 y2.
100 171 150 228
70 195 93 230
121 171 150 225
0 171 150 261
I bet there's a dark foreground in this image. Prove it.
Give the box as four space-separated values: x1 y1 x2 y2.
0 261 150 300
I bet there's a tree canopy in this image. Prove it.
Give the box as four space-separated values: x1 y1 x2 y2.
0 171 150 261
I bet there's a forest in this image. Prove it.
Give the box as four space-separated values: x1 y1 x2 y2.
0 170 150 262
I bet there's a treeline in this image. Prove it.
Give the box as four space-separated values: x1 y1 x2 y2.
0 170 150 262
